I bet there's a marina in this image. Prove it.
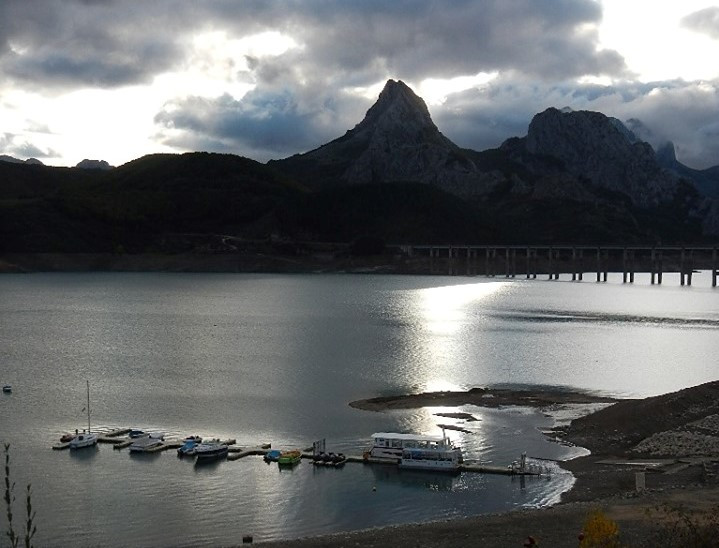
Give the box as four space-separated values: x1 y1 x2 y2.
49 428 544 476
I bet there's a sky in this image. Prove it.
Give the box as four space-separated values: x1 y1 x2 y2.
1 0 719 169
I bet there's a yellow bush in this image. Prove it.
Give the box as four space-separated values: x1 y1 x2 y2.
579 509 620 548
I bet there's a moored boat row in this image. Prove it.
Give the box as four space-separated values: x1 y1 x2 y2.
54 425 543 477
312 452 347 467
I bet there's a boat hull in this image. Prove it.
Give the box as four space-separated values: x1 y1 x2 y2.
69 433 98 449
194 444 228 461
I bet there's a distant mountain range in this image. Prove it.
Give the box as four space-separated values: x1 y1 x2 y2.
1 79 718 254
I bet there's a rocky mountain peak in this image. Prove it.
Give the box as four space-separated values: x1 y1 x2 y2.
0 155 44 165
655 141 678 165
76 159 113 170
354 79 436 133
272 79 499 196
524 107 678 207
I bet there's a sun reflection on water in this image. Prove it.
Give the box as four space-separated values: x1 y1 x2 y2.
405 281 508 389
419 281 507 335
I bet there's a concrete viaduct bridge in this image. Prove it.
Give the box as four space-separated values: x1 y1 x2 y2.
397 245 719 287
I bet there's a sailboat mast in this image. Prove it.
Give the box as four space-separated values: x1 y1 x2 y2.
86 379 91 433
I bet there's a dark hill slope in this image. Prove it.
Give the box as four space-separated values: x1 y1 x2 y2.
281 182 495 244
0 153 305 252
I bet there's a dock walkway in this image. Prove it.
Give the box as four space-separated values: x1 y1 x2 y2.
52 429 542 476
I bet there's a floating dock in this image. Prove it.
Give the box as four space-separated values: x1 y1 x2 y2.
52 429 542 475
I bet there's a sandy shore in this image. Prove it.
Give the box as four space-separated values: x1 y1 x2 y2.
256 383 719 547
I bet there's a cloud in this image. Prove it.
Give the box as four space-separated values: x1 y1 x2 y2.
154 85 370 161
0 0 624 91
681 7 719 39
0 131 59 159
0 1 185 88
434 76 719 170
6 0 717 170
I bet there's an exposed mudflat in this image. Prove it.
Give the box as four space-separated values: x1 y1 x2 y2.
349 386 619 412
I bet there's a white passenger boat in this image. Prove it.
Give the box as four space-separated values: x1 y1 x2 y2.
366 431 463 471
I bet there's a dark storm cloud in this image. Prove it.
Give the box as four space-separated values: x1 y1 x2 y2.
285 0 625 81
681 7 719 39
0 0 624 89
154 86 368 161
0 0 185 88
146 0 627 161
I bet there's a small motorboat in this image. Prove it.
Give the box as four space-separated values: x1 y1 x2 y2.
2 385 11 393
194 442 228 461
129 429 145 438
277 450 301 466
129 436 163 453
263 449 282 462
177 439 198 456
60 433 76 443
183 435 202 443
312 452 347 467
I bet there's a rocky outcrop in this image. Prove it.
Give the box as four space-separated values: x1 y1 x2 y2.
524 108 680 208
0 155 44 165
76 159 113 170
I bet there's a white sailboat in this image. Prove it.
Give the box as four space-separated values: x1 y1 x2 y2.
69 380 98 449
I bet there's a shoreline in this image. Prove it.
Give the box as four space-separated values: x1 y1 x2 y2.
257 383 719 546
0 251 705 277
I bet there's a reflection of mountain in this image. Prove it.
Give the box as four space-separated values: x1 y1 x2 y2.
370 464 458 492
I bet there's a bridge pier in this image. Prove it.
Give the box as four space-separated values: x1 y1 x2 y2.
651 248 664 285
571 248 584 281
622 248 635 283
526 247 537 279
572 248 577 281
680 249 686 286
713 248 717 288
622 248 627 283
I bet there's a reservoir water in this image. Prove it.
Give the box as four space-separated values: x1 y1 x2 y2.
1 272 717 546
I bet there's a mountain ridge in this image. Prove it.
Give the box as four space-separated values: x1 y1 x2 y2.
1 79 718 255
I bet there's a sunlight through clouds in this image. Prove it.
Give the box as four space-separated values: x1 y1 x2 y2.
418 73 498 105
